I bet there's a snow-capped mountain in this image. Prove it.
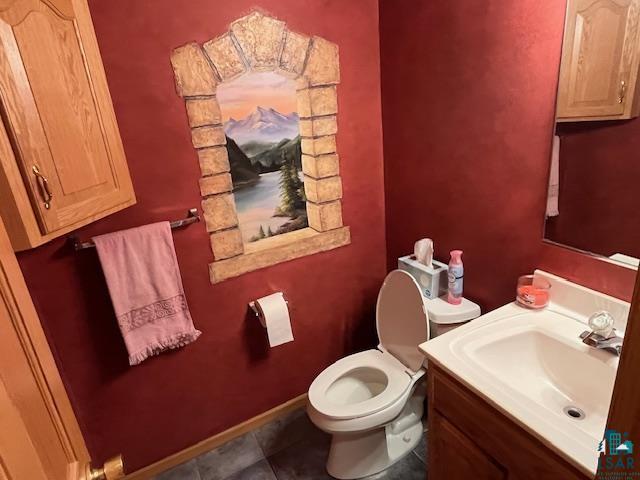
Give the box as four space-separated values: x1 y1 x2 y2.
225 107 299 146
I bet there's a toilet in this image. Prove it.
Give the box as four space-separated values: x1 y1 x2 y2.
307 269 480 479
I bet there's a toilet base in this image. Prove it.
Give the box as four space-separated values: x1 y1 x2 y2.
325 385 425 479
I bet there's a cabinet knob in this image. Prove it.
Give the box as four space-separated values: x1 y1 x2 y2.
31 165 52 210
618 80 627 104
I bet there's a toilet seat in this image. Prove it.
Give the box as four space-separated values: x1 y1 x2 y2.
308 349 412 420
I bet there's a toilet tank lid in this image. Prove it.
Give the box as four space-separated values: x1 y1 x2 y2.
424 296 481 324
376 270 429 373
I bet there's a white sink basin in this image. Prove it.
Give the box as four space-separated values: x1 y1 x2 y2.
420 271 629 475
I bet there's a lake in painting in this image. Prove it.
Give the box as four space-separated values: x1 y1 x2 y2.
217 71 307 243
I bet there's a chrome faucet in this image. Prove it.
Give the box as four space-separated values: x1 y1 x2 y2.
580 311 623 356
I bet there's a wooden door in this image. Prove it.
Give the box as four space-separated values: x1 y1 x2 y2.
0 212 90 480
557 0 640 120
0 0 134 235
429 411 506 480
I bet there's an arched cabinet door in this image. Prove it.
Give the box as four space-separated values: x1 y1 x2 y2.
557 0 640 121
0 0 135 250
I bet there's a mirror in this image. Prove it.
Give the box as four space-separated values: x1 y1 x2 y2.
543 0 640 270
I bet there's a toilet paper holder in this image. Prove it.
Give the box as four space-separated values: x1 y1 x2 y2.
249 294 289 321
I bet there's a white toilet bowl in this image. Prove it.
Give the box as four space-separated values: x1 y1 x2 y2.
307 270 429 479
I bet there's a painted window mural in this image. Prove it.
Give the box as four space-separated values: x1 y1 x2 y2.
217 72 307 243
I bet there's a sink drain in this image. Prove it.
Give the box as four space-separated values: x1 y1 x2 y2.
563 406 586 420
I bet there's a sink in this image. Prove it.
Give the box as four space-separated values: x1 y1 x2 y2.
419 271 629 475
452 311 616 446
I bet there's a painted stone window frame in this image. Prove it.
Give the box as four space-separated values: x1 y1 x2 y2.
170 11 350 283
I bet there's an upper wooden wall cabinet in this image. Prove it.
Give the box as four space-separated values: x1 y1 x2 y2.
0 0 135 251
557 0 640 121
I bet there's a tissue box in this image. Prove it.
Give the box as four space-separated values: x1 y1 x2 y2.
398 255 448 299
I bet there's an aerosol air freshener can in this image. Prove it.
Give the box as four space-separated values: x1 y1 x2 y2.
447 250 463 305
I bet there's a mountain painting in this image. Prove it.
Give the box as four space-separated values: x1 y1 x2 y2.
217 71 307 243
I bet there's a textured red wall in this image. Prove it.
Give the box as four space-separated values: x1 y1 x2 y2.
379 0 636 309
546 119 640 259
16 0 386 471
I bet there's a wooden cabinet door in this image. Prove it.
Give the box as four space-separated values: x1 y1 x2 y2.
0 0 134 235
557 0 640 120
430 411 506 480
0 213 91 480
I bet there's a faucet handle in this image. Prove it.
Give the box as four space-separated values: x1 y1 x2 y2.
588 310 615 338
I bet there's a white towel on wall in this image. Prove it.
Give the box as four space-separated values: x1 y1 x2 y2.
546 135 560 218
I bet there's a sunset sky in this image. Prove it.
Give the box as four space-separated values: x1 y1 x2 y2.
217 71 297 122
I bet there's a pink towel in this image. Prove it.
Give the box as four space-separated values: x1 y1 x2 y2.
93 222 201 365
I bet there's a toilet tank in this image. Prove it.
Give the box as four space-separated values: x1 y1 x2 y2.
424 296 481 338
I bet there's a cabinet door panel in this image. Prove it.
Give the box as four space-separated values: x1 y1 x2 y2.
430 411 506 480
557 0 640 118
0 0 134 234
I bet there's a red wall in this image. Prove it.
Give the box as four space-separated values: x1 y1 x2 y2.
546 119 640 259
379 0 636 310
16 0 386 471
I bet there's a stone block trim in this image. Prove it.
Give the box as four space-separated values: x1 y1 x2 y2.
230 12 285 70
191 126 226 149
299 116 337 137
202 194 238 232
171 43 218 97
210 227 350 283
171 10 347 282
198 147 230 176
303 37 340 86
280 30 311 75
302 153 340 179
297 86 338 118
185 97 222 127
203 34 246 81
301 135 337 156
210 228 244 260
307 200 343 232
304 176 342 203
199 173 233 197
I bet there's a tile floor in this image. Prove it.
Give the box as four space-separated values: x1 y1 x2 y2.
155 407 428 480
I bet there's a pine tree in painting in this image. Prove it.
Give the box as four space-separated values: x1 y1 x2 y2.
278 152 304 216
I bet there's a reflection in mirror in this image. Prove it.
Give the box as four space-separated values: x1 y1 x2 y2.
543 0 640 269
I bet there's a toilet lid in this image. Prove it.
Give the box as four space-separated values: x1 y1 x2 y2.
376 270 429 373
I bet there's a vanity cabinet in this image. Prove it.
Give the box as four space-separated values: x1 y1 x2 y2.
557 0 640 121
431 412 505 479
0 0 135 251
428 366 590 480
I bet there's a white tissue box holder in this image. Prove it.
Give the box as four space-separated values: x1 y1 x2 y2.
398 255 448 300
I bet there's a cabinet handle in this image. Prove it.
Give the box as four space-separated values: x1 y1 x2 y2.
619 80 627 104
32 165 52 210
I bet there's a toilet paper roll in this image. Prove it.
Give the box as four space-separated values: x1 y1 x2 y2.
253 292 294 347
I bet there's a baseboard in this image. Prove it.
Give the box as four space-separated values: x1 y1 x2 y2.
124 393 308 480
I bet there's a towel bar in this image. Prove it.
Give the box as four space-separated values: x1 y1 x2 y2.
69 208 201 251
